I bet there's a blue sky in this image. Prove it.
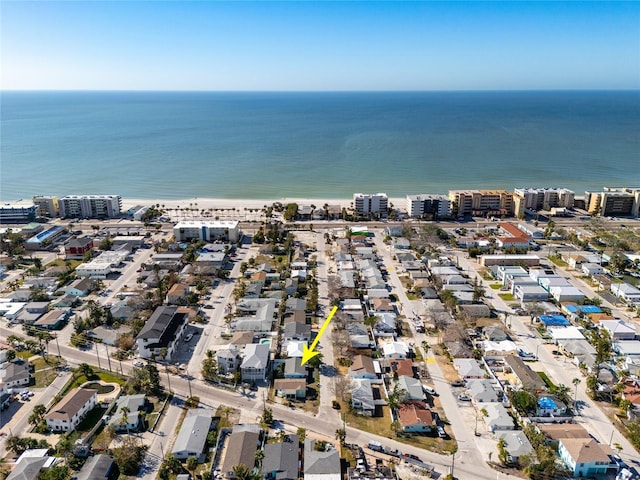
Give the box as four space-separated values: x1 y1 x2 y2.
2 1 639 91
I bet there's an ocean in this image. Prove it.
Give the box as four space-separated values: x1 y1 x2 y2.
1 91 639 201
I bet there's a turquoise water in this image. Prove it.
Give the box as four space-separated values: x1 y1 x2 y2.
1 91 639 200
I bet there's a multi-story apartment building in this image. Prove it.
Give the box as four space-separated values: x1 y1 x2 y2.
45 388 97 432
513 188 574 215
448 190 515 218
353 193 388 216
136 305 189 361
585 187 640 217
406 194 451 219
0 204 38 224
32 196 60 217
58 195 122 219
173 220 240 243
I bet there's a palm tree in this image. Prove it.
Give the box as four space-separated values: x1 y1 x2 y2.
78 363 94 379
231 464 260 480
254 449 264 468
572 378 581 413
186 456 198 478
335 428 346 445
120 406 131 437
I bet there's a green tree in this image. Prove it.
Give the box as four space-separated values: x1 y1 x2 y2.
38 464 70 480
296 427 306 443
201 350 219 381
185 456 198 478
335 428 346 445
77 363 94 379
231 464 260 480
497 438 509 465
261 407 273 428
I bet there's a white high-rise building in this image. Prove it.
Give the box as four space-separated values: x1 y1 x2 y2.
353 193 388 216
406 194 451 219
59 195 122 219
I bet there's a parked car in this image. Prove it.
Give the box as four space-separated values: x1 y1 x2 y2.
134 361 144 367
403 453 421 462
457 394 471 402
332 400 341 410
423 385 438 396
184 333 194 342
437 426 447 438
450 380 464 387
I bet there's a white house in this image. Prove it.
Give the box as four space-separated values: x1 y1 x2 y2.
611 283 640 304
480 402 514 432
453 358 485 379
136 306 189 361
599 320 636 341
46 388 97 432
240 344 270 382
558 438 614 478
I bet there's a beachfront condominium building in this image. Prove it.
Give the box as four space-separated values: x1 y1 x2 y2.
59 195 122 219
32 196 60 217
353 193 388 216
173 220 240 243
406 194 451 219
448 190 515 218
585 187 640 217
513 188 574 216
0 204 38 224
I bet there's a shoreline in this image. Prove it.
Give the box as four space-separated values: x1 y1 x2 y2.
122 197 407 212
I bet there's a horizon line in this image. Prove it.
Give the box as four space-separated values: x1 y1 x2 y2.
2 88 639 94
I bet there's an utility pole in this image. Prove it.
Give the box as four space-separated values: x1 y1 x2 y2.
104 344 112 372
95 345 102 370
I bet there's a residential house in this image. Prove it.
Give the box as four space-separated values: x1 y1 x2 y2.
373 313 396 336
32 309 67 330
217 346 242 375
504 356 546 392
74 454 118 480
6 456 54 480
484 326 508 342
496 431 534 465
599 319 636 341
232 298 277 333
396 375 425 401
240 343 270 382
284 357 307 379
398 402 434 433
64 237 94 259
108 395 146 433
611 283 640 304
536 394 568 417
351 378 376 416
110 301 137 322
274 379 306 400
0 360 31 388
64 277 94 297
453 358 485 380
468 379 501 403
537 423 591 447
558 438 615 478
221 424 261 477
380 340 409 359
136 306 189 361
166 283 188 305
283 322 311 342
262 435 300 480
388 358 415 378
303 439 341 480
481 402 515 432
45 388 97 432
349 355 379 380
171 411 213 462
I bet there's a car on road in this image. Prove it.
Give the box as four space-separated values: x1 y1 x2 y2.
552 350 562 356
403 453 421 462
134 361 144 367
457 394 471 401
450 380 465 387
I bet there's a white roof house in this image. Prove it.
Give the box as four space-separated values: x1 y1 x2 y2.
172 411 213 462
496 430 534 463
550 286 586 303
481 402 515 432
381 341 409 359
615 341 640 357
599 320 636 341
611 283 640 303
453 358 485 379
549 326 586 342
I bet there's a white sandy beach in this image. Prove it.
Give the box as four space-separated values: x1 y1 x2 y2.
121 197 406 212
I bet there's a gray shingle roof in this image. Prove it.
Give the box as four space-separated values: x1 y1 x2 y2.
171 411 212 456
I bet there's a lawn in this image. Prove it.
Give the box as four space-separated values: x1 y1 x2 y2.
30 356 64 388
498 293 515 302
76 406 107 435
69 371 126 389
45 259 83 270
